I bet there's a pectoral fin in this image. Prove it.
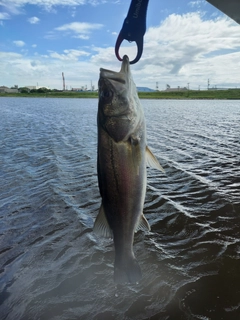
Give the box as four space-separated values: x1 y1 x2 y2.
146 146 164 172
135 213 151 232
93 204 113 238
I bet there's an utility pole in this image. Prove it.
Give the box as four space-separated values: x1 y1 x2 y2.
62 72 65 91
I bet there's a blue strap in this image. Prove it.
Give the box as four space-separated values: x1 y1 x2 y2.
115 0 149 64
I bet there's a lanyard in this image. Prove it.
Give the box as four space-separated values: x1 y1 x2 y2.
115 0 149 64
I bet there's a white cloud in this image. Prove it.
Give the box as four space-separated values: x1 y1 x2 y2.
54 22 103 39
142 13 240 70
0 0 105 13
0 50 98 89
91 12 240 89
28 16 40 24
48 49 90 60
71 6 76 17
1 0 85 8
13 40 25 47
44 32 57 40
75 35 90 40
0 12 10 20
32 44 37 48
188 0 205 8
2 12 240 90
88 0 106 6
55 21 103 33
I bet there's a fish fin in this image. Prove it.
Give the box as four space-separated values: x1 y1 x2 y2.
135 214 151 232
146 146 165 172
114 256 142 284
93 204 113 238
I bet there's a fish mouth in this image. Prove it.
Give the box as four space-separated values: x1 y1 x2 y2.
120 55 130 73
100 55 130 82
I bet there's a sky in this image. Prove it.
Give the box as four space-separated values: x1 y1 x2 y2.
1 0 240 90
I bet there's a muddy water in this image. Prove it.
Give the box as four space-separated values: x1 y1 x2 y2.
0 98 239 320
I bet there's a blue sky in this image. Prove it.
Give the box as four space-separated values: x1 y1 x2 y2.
1 0 240 90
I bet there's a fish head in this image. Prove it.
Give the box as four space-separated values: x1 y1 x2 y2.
98 55 144 142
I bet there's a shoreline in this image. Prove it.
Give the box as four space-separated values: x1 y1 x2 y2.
1 89 240 100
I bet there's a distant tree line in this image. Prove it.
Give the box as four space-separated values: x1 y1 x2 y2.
18 87 61 94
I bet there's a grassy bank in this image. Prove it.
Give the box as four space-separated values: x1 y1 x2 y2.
0 91 98 99
1 89 240 99
138 89 240 99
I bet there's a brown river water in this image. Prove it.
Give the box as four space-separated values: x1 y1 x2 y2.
0 98 239 320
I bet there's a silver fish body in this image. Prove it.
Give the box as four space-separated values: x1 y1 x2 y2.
94 55 163 283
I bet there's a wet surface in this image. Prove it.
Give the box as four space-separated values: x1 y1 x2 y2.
0 98 239 319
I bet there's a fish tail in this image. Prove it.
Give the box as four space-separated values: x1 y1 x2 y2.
114 256 142 284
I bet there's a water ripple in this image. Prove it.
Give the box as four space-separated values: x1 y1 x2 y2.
0 98 239 320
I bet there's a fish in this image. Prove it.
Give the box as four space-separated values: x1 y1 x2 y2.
93 55 164 284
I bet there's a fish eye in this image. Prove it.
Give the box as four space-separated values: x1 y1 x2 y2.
101 89 113 99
